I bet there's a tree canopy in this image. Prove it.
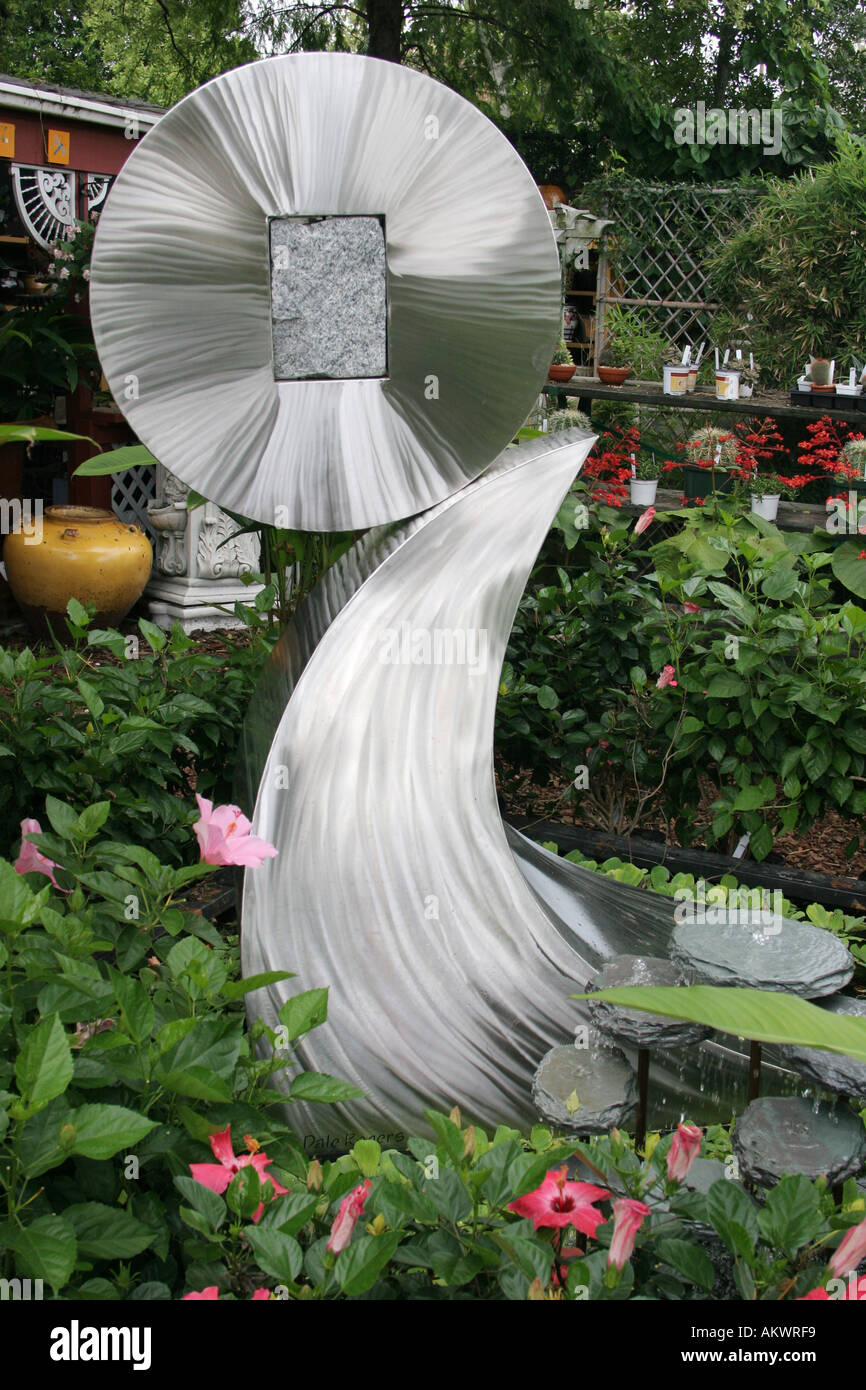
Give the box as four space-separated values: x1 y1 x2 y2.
1 0 863 184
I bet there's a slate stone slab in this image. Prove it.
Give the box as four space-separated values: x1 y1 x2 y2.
270 215 387 380
671 916 853 998
532 1038 637 1134
779 995 866 1099
585 954 710 1048
733 1096 866 1186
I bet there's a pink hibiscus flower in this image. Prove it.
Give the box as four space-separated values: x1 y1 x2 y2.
830 1217 866 1279
189 1126 288 1223
608 1197 650 1271
327 1181 372 1255
634 506 656 535
507 1167 609 1237
182 1286 272 1300
192 795 278 868
14 818 62 888
656 664 678 689
799 1276 866 1301
666 1122 702 1183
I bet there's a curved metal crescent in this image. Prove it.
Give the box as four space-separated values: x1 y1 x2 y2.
88 53 561 530
239 430 799 1140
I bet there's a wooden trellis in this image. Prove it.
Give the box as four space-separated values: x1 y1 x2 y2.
586 180 766 360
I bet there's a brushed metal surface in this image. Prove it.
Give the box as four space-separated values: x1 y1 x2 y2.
88 53 561 530
239 430 802 1142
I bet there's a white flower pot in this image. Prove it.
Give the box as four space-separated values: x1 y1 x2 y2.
715 370 740 400
739 383 753 397
663 364 690 395
751 494 780 520
630 478 658 505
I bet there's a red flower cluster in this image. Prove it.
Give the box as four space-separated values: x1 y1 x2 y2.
581 425 641 507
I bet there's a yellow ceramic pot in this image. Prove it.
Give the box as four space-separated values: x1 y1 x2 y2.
3 505 152 635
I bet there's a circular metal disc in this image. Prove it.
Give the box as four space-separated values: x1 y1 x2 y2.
89 53 561 529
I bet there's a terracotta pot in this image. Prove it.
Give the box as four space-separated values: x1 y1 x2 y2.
597 366 631 386
4 505 152 637
548 363 577 383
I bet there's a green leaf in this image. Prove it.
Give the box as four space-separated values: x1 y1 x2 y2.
655 1237 716 1291
174 1176 227 1232
537 685 559 710
221 970 295 1001
64 1203 156 1260
831 540 866 601
571 986 866 1060
225 1166 261 1221
749 821 774 861
5 1214 77 1293
68 1103 158 1158
351 1140 381 1178
424 1108 465 1166
0 859 48 930
705 1180 759 1259
44 794 79 839
137 616 167 652
288 1071 364 1103
244 1226 303 1285
335 1231 402 1296
277 988 329 1040
73 444 157 476
66 597 90 628
756 1175 824 1257
801 742 831 782
110 970 154 1044
76 801 110 840
15 1015 73 1113
732 784 770 811
706 672 747 697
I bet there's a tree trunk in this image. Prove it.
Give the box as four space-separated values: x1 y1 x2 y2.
367 0 403 63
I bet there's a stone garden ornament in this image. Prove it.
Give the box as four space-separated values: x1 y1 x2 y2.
90 54 851 1147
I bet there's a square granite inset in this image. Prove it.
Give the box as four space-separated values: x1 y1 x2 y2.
269 215 387 380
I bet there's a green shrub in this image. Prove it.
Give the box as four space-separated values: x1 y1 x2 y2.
0 605 272 863
709 135 866 384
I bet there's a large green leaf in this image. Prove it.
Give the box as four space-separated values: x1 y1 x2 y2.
72 444 158 477
244 1226 303 1285
277 987 329 1039
655 1237 716 1291
15 1015 73 1113
831 540 866 601
335 1231 402 1296
64 1203 156 1261
572 986 866 1060
68 1103 158 1158
289 1071 364 1102
5 1214 77 1293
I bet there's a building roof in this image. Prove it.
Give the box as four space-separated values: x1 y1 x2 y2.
0 73 164 130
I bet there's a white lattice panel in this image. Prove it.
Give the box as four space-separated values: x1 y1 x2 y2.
112 465 157 541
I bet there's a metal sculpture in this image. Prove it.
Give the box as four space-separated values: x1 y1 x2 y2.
90 53 839 1148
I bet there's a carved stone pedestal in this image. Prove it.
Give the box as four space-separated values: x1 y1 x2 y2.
146 466 265 632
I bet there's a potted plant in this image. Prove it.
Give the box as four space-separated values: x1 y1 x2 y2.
549 338 576 383
547 406 592 433
809 357 834 391
682 426 738 499
597 348 630 387
749 472 784 521
629 454 660 506
840 438 866 492
738 361 760 398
